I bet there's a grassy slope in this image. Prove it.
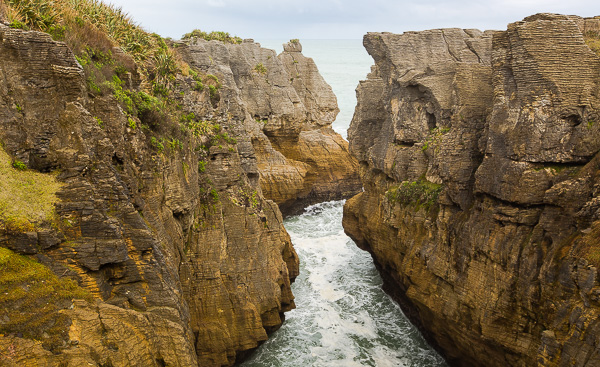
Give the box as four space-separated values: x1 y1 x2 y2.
0 147 62 233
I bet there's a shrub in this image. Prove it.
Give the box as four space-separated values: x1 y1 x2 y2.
198 160 207 173
253 62 267 75
182 29 242 44
386 179 443 210
11 160 26 170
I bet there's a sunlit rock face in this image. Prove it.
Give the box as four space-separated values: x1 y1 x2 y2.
179 38 362 217
343 14 600 367
0 23 303 366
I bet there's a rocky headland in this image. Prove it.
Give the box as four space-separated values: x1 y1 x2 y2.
177 37 361 216
0 2 358 366
343 13 600 366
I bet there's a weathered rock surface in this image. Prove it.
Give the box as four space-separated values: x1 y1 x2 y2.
178 39 361 216
343 14 600 367
0 23 303 366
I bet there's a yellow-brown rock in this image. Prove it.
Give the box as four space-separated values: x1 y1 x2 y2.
344 14 600 367
178 39 361 216
0 22 299 366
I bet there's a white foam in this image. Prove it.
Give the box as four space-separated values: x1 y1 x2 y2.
241 201 447 367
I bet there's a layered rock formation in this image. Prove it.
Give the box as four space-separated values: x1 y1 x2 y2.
177 39 361 216
344 14 600 366
0 21 354 365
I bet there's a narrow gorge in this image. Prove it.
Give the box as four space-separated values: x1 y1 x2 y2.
343 13 600 367
2 1 600 366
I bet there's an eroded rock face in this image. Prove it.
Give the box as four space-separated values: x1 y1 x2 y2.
344 14 600 367
178 39 361 216
0 24 299 366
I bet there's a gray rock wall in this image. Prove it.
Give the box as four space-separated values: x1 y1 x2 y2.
344 14 600 367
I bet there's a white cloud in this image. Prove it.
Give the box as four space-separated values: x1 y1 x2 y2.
207 0 227 7
106 0 600 40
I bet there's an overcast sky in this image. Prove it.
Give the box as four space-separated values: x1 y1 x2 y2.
107 0 600 41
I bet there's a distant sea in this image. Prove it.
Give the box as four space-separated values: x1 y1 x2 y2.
258 39 373 138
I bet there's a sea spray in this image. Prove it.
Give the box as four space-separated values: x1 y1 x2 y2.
241 201 447 367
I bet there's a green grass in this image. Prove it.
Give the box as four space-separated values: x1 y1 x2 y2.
0 247 91 351
0 147 63 234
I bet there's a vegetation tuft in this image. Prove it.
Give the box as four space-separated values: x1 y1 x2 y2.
386 179 443 210
182 29 242 44
253 62 267 75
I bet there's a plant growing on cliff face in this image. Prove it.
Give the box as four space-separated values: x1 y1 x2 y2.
127 116 136 129
198 160 207 173
11 160 27 170
253 62 267 75
206 74 221 87
421 127 449 153
208 85 219 99
386 179 443 210
93 116 104 128
150 136 164 152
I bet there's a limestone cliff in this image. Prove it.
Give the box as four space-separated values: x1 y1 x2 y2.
177 38 361 216
0 20 308 366
343 14 600 366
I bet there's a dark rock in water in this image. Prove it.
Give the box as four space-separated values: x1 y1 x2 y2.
343 13 600 367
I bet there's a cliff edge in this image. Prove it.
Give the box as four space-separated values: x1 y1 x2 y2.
344 14 600 366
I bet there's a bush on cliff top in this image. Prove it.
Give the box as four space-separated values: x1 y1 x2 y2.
4 0 184 96
182 29 242 44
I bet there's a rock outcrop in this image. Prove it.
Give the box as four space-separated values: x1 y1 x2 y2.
178 39 361 216
0 23 312 366
344 14 600 366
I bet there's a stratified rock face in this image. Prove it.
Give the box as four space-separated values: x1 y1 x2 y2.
178 39 361 216
343 14 600 367
0 24 298 366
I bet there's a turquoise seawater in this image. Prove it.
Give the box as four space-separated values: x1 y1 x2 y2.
240 40 447 366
